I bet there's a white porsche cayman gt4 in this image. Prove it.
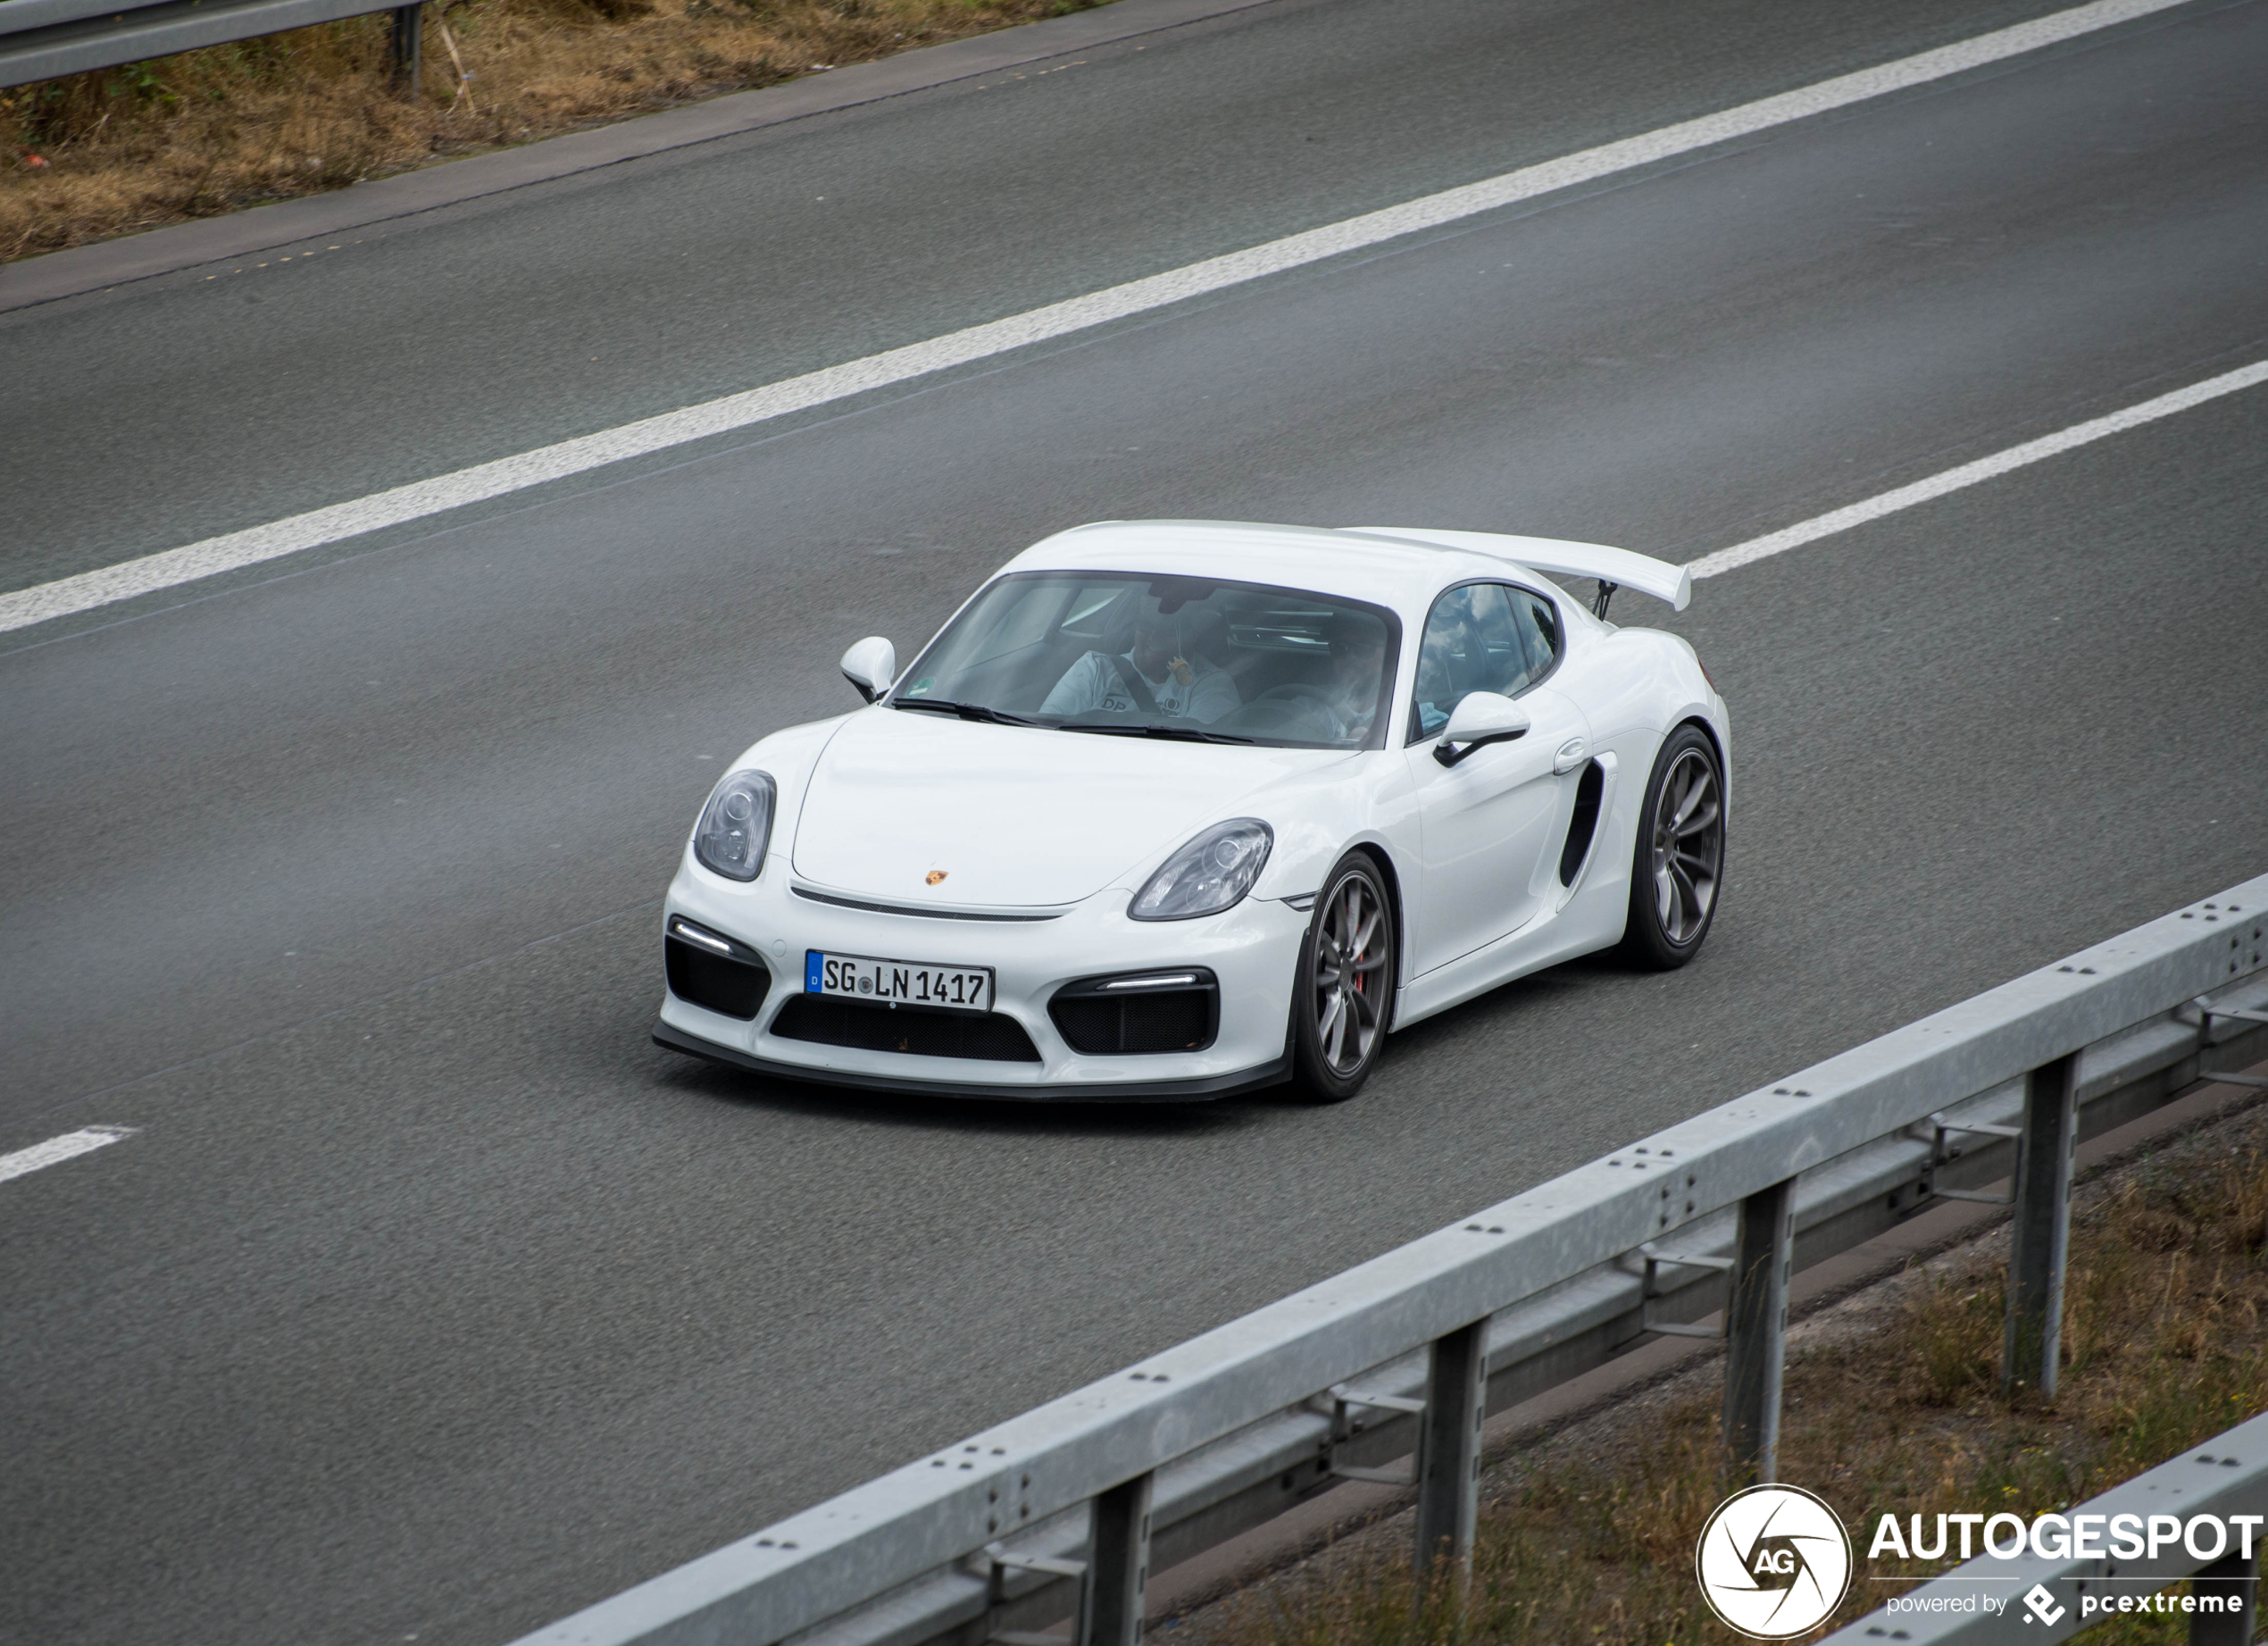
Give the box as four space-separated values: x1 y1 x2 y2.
655 520 1727 1102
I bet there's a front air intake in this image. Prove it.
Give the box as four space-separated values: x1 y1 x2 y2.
665 917 771 1020
1049 970 1219 1056
769 997 1042 1062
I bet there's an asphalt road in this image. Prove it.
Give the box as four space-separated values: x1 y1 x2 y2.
4 0 2267 1642
0 0 2146 591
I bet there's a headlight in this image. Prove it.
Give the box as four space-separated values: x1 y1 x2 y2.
1129 818 1272 921
692 770 776 881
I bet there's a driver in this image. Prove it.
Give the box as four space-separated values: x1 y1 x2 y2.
1042 612 1240 723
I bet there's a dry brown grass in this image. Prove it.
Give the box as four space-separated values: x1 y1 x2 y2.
1200 1116 2268 1646
0 0 1107 260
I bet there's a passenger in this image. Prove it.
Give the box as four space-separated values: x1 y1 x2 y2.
1315 622 1388 742
1042 612 1241 723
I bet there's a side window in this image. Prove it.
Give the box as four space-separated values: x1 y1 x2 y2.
1513 589 1561 681
1407 583 1533 742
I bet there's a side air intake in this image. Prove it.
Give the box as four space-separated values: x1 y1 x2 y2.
1558 759 1606 886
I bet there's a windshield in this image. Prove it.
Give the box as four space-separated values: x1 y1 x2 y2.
891 572 1401 749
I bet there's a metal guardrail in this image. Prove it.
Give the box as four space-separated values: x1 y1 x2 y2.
1826 1409 2268 1644
517 876 2268 1646
1 0 423 94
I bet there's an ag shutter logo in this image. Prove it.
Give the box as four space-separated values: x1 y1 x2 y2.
1695 1484 1854 1638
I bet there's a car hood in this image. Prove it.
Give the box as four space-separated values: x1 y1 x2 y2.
790 710 1338 907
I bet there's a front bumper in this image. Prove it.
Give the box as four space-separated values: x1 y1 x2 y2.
654 857 1306 1100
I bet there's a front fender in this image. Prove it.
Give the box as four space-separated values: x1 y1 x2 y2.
1244 751 1420 902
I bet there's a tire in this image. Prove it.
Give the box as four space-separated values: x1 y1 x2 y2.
1289 853 1397 1102
1620 723 1726 969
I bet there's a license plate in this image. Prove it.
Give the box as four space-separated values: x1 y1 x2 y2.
805 951 994 1014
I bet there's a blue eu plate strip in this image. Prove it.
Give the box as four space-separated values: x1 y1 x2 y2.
805 950 824 992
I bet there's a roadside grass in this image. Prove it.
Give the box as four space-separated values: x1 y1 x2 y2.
0 0 1108 260
1202 1109 2268 1646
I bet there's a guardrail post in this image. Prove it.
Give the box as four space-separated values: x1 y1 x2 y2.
2004 1051 2080 1397
1413 1317 1488 1599
1084 1472 1152 1646
389 3 421 96
1723 1177 1794 1484
2190 1549 2256 1645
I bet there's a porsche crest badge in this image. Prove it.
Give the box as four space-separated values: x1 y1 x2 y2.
925 870 948 886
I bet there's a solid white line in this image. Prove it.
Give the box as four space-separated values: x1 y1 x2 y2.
1686 359 2268 581
0 1126 137 1186
0 0 2199 636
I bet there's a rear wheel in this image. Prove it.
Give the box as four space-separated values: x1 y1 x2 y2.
1620 724 1725 968
1289 853 1397 1102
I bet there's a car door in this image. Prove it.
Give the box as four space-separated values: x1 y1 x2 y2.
1404 581 1589 974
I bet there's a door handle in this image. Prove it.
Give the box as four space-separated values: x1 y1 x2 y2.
1552 738 1588 775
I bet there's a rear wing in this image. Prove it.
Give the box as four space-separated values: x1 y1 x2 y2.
1344 527 1691 614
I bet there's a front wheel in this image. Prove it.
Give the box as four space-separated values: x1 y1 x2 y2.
1620 723 1725 969
1289 853 1397 1102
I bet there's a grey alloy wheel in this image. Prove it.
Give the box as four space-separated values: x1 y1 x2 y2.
1312 867 1389 1077
1648 746 1723 945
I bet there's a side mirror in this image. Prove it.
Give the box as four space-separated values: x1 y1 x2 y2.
840 637 896 705
1434 691 1529 767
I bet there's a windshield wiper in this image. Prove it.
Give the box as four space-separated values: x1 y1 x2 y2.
1058 723 1257 745
893 699 1039 726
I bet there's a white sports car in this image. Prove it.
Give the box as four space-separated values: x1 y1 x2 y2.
654 521 1726 1101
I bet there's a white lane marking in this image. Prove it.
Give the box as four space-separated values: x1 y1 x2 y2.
1687 359 2268 581
0 0 2198 637
0 1126 137 1186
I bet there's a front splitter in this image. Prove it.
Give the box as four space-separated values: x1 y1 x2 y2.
651 1018 1290 1103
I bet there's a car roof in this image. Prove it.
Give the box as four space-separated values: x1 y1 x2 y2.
1000 520 1517 614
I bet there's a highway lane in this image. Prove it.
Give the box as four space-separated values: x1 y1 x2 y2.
4 2 2267 1642
7 0 2263 1126
0 0 2138 593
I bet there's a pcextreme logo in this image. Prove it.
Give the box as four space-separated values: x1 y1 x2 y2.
1695 1484 1855 1639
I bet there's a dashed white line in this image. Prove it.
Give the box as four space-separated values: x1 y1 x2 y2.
0 0 2201 636
0 1126 138 1186
1687 359 2268 581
